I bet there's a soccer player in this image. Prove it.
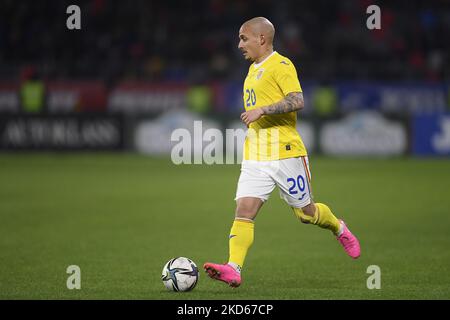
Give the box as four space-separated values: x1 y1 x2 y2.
204 17 360 288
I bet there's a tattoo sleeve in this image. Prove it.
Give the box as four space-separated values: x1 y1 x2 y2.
260 92 304 115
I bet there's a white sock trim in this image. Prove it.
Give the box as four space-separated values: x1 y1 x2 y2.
337 222 344 237
227 262 241 273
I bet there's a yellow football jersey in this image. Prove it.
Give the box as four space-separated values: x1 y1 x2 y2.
242 51 307 161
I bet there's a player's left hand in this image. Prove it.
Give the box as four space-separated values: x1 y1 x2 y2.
241 108 264 126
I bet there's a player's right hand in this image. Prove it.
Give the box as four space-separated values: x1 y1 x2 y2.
241 108 264 126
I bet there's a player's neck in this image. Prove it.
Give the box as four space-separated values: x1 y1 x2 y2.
254 49 274 64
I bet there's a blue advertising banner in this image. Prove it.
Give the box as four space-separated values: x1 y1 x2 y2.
216 81 448 115
412 113 450 155
338 82 447 114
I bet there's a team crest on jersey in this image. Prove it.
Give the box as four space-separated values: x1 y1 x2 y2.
256 69 265 80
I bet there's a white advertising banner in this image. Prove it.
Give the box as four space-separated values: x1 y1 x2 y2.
320 111 407 156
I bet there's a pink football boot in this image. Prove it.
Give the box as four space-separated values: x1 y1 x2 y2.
337 220 361 259
203 263 241 287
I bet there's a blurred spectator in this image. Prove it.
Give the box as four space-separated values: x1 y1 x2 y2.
187 85 212 114
20 66 45 113
312 84 338 117
0 0 448 84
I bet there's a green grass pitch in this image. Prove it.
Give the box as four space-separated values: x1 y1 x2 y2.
1 153 449 299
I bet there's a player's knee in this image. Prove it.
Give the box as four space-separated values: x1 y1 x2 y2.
235 206 258 220
292 204 316 224
235 202 259 220
235 197 263 220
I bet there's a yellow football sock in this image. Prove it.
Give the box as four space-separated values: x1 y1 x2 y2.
228 218 254 270
292 203 340 235
314 203 340 235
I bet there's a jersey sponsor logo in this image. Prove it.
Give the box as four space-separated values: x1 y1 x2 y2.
280 61 289 65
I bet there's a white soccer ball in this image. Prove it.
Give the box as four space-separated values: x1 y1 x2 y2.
161 257 199 292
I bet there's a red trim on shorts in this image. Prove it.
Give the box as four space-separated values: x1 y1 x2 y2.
301 157 311 183
301 156 313 197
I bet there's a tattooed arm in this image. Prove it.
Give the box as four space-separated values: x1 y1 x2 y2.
260 92 304 115
240 92 304 126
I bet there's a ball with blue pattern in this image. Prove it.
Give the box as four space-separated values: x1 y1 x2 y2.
161 257 199 292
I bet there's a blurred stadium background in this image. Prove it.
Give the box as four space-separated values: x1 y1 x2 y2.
1 0 450 299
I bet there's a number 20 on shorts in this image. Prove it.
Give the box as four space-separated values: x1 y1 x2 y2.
287 175 307 200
